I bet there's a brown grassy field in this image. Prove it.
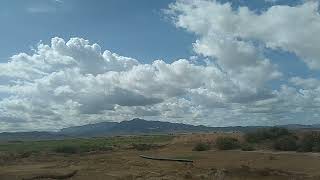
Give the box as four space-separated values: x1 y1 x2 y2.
1 133 320 180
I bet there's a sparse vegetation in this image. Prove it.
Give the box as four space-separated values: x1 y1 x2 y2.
297 132 320 152
215 136 240 150
3 129 320 155
53 143 113 154
0 135 173 154
244 127 292 143
132 143 153 151
54 145 79 154
243 128 320 152
19 151 34 158
241 143 255 151
1 132 320 179
273 135 298 151
193 142 211 151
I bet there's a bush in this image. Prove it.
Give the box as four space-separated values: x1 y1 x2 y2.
298 132 320 152
241 143 255 151
298 134 314 152
79 144 113 152
54 145 79 154
215 137 240 150
273 135 297 151
245 127 292 143
312 142 320 152
193 142 211 151
18 151 34 158
132 143 152 151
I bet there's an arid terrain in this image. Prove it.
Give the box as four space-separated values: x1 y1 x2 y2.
1 133 320 180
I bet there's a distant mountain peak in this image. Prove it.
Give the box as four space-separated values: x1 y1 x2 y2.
128 118 145 122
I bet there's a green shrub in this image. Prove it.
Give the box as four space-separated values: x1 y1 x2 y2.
244 131 263 143
298 134 314 152
241 143 255 151
96 145 113 151
53 145 79 154
193 142 211 151
215 137 240 150
312 142 320 152
132 143 152 151
18 151 35 158
273 135 297 151
78 144 113 152
298 132 320 152
245 127 292 143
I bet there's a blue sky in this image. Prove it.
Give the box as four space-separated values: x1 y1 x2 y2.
0 0 320 131
0 0 305 63
0 0 196 63
1 0 316 83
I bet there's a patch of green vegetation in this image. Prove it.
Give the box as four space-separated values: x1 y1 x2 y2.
243 128 320 152
131 143 153 151
241 143 255 151
54 145 79 154
273 135 298 151
0 135 174 154
192 142 211 151
244 127 292 143
297 132 320 152
215 137 240 150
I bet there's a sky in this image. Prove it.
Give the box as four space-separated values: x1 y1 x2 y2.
0 0 194 63
0 0 320 131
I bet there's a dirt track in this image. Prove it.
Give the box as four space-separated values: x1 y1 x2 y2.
1 134 320 180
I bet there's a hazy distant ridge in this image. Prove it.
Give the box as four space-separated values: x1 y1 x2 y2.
0 118 319 141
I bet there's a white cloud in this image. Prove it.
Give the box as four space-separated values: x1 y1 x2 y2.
1 0 320 131
26 0 64 13
290 77 320 89
0 37 284 131
168 0 283 97
168 0 320 70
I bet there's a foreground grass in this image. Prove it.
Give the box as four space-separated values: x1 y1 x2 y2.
0 135 174 154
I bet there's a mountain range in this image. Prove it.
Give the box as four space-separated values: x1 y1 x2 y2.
0 118 319 141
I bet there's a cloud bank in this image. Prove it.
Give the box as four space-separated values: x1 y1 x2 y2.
1 0 320 131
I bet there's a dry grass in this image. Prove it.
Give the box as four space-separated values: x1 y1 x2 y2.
171 132 243 145
1 133 320 180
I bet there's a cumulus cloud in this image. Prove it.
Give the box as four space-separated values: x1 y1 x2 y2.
290 77 320 89
1 0 320 131
0 36 281 131
168 0 320 69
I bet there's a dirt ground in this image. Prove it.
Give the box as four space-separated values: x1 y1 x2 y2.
1 133 320 180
